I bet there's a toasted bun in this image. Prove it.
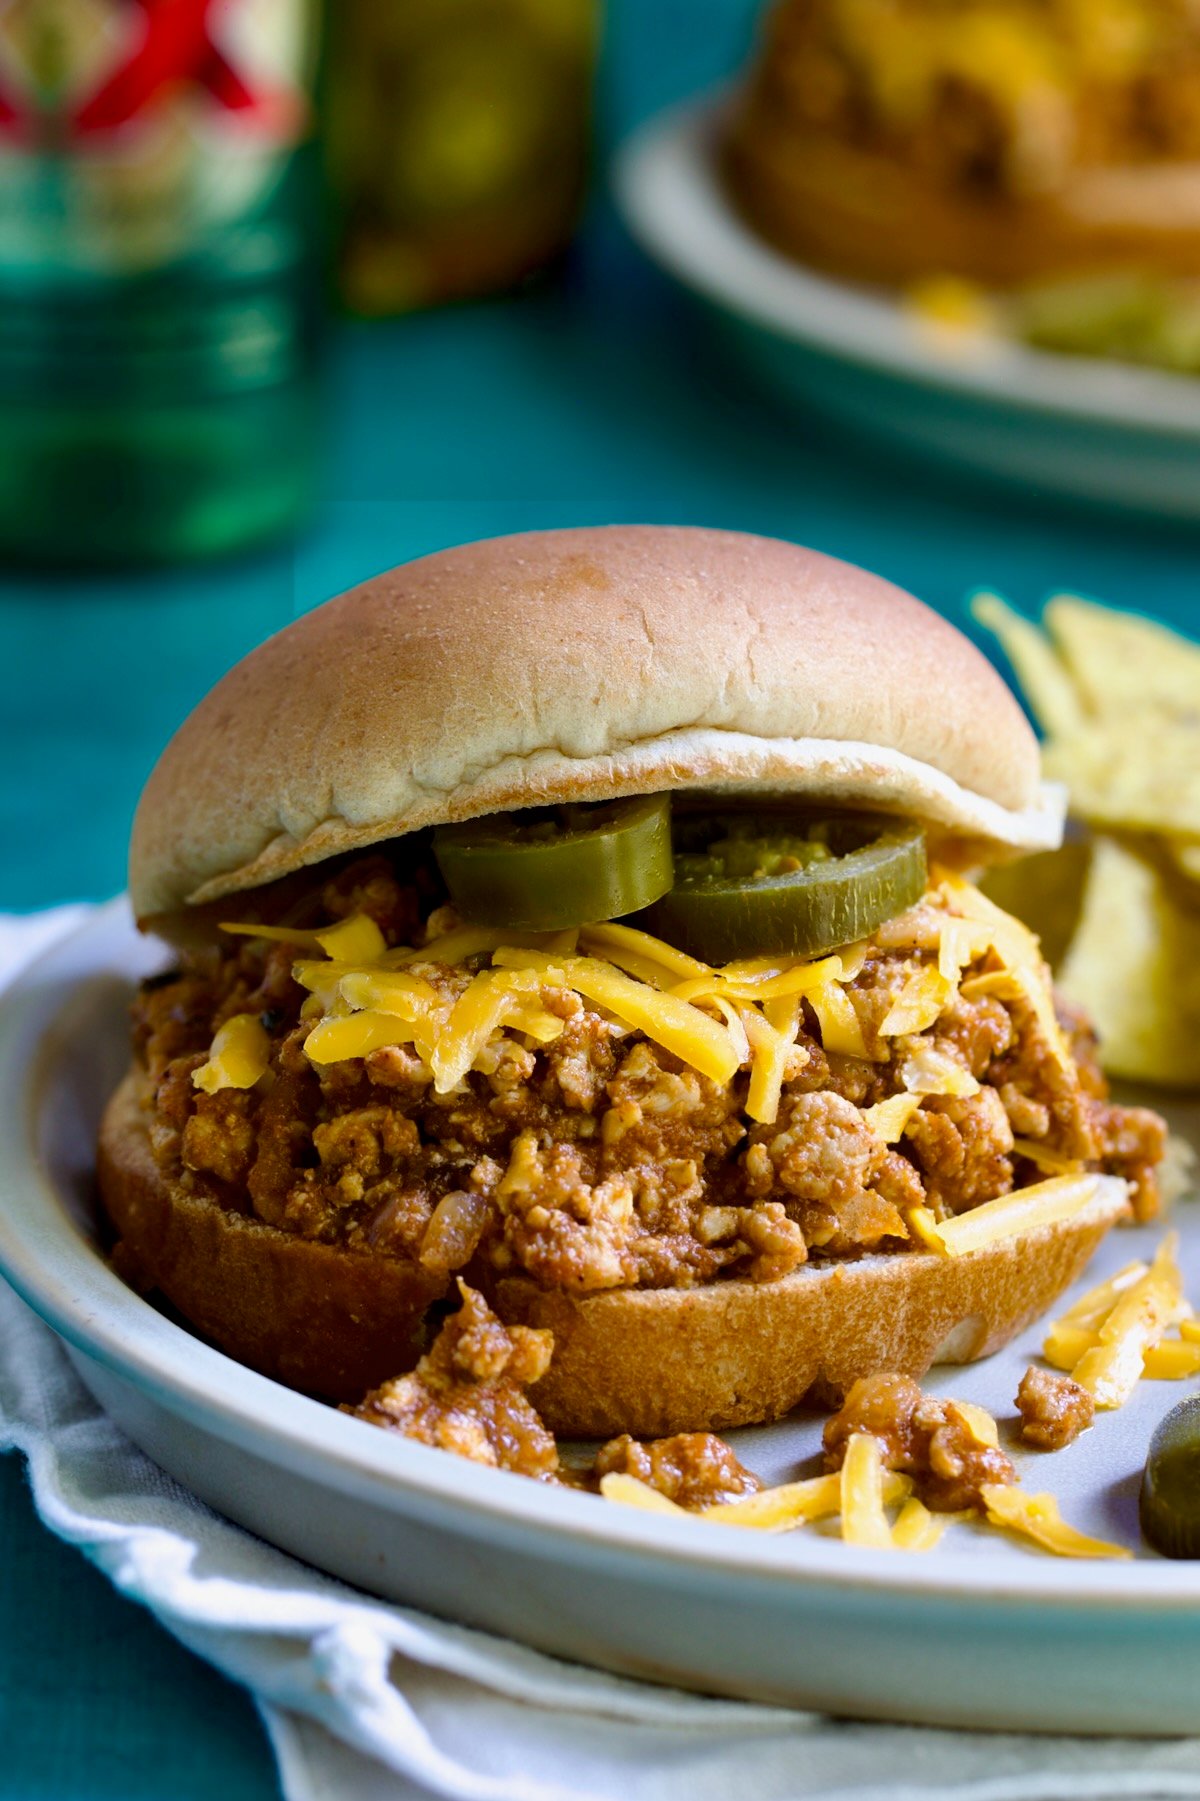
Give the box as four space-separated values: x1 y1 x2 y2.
98 1073 448 1401
726 115 1200 289
99 1072 1127 1426
496 1178 1129 1438
130 526 1059 924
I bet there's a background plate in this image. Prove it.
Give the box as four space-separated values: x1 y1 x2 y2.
2 904 1199 1733
615 102 1200 520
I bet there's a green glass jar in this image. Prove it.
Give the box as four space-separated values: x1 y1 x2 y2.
0 0 325 565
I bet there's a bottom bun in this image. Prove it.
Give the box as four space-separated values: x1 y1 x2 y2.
724 124 1200 289
98 1072 447 1401
494 1178 1129 1439
100 1070 1128 1434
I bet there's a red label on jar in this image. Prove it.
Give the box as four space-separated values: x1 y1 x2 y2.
0 0 308 143
0 0 315 274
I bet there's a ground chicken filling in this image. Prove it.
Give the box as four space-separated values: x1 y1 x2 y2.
823 1372 1017 1510
131 853 1165 1300
347 1291 1104 1547
349 1281 760 1504
1016 1364 1096 1450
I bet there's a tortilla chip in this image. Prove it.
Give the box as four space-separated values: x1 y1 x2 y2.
1058 836 1200 1088
1044 595 1200 719
1042 713 1200 839
972 592 1087 737
1169 837 1200 887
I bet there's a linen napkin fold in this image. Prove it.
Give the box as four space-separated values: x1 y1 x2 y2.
5 906 1200 1801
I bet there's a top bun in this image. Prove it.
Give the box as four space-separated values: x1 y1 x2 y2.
130 526 1060 923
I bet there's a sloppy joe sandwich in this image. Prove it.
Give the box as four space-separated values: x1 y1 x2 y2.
100 526 1164 1437
726 0 1200 292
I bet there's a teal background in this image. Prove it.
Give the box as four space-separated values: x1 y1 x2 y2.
2 0 1199 1794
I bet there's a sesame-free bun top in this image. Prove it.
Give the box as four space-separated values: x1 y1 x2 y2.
130 526 1060 922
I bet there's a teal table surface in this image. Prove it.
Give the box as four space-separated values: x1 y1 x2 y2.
4 1 1200 1795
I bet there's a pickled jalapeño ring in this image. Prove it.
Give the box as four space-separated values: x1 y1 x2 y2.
642 813 927 963
433 794 674 930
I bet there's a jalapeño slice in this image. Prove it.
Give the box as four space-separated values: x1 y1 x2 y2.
642 813 927 963
433 794 673 930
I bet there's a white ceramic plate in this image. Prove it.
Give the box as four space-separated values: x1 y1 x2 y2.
615 102 1200 519
3 902 1200 1733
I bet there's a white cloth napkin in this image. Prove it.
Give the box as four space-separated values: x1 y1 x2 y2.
5 907 1200 1801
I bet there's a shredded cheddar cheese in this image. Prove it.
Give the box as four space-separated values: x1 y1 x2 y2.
862 1092 923 1145
430 967 546 1093
1143 1341 1200 1380
494 949 742 1087
598 1474 689 1515
217 911 385 959
314 914 387 963
840 1433 895 1549
891 1497 951 1552
741 1003 797 1128
700 1470 912 1531
934 870 1043 970
880 965 957 1038
1058 1261 1149 1330
191 1013 271 1093
337 968 442 1019
900 1040 979 1098
952 1401 1001 1449
807 977 872 1059
672 953 845 1008
581 921 708 983
600 1468 913 1533
304 1009 418 1065
980 1486 1130 1560
220 920 325 948
907 1174 1103 1258
214 874 1071 1142
1010 1138 1084 1175
1072 1233 1187 1408
1042 1322 1099 1372
1042 1233 1194 1406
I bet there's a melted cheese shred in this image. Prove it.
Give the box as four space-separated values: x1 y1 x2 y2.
861 1092 923 1144
493 949 740 1088
907 1173 1104 1258
192 1013 271 1093
215 869 1068 1136
980 1487 1130 1561
840 1434 896 1549
1041 1234 1196 1406
702 1469 913 1530
890 1498 952 1553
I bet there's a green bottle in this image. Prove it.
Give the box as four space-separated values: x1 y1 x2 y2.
0 0 324 565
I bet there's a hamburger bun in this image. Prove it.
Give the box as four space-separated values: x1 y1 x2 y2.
725 0 1200 291
99 1067 1130 1420
129 526 1059 928
99 1072 446 1400
497 1177 1129 1437
726 123 1200 291
101 525 1144 1441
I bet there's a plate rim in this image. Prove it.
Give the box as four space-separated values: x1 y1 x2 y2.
3 900 1199 1612
613 98 1200 439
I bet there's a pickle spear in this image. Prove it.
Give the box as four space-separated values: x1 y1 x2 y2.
1140 1396 1200 1558
433 794 673 930
643 814 927 962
